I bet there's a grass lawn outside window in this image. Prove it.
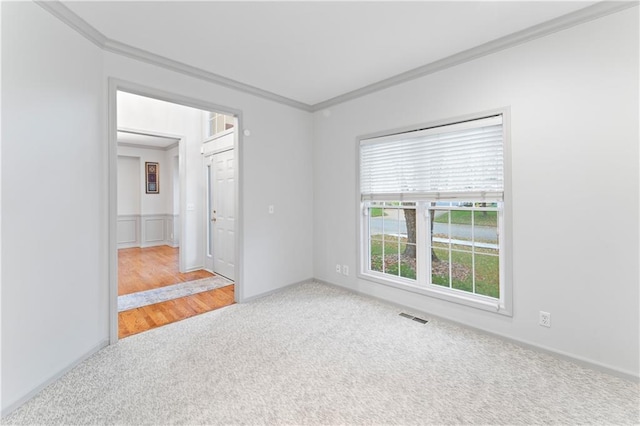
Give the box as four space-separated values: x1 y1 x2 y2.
366 202 501 300
358 111 510 314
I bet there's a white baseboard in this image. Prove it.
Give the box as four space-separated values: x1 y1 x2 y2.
139 241 167 248
313 278 640 383
117 242 139 249
239 278 314 303
1 339 109 418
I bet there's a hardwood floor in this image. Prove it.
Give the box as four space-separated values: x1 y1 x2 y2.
118 285 235 339
118 246 214 295
118 245 234 339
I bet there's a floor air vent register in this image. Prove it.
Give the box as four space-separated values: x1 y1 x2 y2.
399 312 429 324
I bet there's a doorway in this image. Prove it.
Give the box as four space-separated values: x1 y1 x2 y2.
205 149 235 280
109 82 242 343
203 114 236 280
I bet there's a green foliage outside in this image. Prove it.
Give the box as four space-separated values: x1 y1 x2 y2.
370 235 407 256
369 236 415 279
370 208 386 217
434 210 497 227
386 262 416 279
431 244 499 298
370 235 499 298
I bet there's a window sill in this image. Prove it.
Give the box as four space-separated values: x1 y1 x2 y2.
358 271 512 317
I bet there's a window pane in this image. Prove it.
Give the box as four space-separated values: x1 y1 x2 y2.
474 251 499 298
215 115 225 134
431 245 449 287
432 209 450 242
208 112 235 137
380 206 393 274
370 236 383 273
429 202 500 299
400 246 416 279
366 202 415 281
399 203 416 277
385 207 400 234
224 116 235 130
450 247 473 293
381 236 394 275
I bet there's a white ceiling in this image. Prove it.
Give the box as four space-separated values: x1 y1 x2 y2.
64 1 597 106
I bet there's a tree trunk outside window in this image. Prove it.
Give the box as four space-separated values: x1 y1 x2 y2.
403 207 416 259
403 206 439 262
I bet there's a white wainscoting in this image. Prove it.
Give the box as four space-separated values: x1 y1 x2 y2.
143 216 165 246
168 214 180 248
117 214 180 249
117 215 140 249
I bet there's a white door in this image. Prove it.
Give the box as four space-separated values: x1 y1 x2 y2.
205 149 235 280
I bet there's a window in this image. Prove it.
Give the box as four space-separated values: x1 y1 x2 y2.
206 112 235 139
359 113 511 314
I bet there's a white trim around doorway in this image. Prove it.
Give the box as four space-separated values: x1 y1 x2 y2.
107 78 245 345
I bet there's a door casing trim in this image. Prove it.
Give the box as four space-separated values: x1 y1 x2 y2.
107 77 244 344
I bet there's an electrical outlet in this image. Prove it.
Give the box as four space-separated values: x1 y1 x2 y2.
342 265 349 276
539 311 551 328
335 264 341 274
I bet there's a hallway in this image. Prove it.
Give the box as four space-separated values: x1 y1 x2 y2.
118 245 214 295
118 246 234 338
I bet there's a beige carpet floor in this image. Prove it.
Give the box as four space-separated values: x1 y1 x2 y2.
3 282 639 425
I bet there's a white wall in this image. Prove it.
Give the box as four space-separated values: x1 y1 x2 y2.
117 146 172 216
104 52 315 300
117 92 203 265
313 8 639 377
1 1 107 413
171 153 180 246
117 148 178 249
117 155 141 215
1 0 315 414
172 154 180 216
118 92 203 266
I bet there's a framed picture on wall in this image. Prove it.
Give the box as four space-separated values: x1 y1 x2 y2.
145 162 159 194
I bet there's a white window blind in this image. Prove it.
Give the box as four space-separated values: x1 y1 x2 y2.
360 115 504 201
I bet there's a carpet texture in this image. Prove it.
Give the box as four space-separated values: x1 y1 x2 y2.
3 282 639 425
118 275 234 312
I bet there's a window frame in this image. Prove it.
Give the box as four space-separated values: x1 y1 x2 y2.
356 108 513 316
203 111 235 141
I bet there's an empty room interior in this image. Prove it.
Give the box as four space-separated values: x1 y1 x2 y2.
116 92 237 338
1 1 638 424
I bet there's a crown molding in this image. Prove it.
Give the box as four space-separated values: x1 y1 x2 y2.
102 39 313 112
35 0 313 112
35 0 106 48
312 1 639 112
37 0 638 113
